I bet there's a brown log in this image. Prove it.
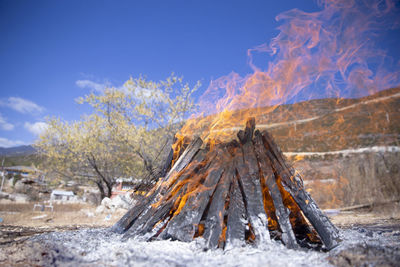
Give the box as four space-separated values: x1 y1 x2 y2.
260 130 340 250
253 132 298 249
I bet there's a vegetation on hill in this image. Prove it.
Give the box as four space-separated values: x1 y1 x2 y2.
0 145 36 157
1 154 41 168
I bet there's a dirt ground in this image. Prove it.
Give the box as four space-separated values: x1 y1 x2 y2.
0 202 399 266
0 202 124 245
329 203 400 227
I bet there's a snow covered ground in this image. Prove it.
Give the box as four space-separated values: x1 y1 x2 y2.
2 224 399 266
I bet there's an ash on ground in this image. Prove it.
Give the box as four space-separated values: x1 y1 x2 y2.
1 222 399 267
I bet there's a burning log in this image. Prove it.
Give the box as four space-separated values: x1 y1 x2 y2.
111 137 203 234
254 132 298 249
162 150 223 242
113 118 341 250
235 121 271 246
225 178 246 249
203 161 234 249
260 130 340 249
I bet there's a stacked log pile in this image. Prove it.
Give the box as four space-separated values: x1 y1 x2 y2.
112 118 341 250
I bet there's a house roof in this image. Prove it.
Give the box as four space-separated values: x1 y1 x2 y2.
51 190 75 196
115 177 141 183
4 166 39 173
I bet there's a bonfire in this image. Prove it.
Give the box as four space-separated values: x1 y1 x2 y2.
112 118 341 251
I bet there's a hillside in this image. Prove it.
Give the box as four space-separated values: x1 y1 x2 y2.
1 154 42 168
204 87 400 152
266 87 400 152
0 145 40 167
0 145 36 157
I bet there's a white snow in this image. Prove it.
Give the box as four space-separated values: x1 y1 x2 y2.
284 146 400 157
334 91 400 113
257 116 320 130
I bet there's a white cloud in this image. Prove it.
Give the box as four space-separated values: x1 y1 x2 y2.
24 122 48 136
0 113 14 131
0 137 26 148
76 80 107 92
0 97 45 114
76 79 162 99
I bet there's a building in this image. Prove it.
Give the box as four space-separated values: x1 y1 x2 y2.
3 165 46 189
50 190 77 202
111 178 141 198
4 166 41 178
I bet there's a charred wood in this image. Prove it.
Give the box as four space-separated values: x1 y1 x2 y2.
237 117 256 144
163 149 225 242
111 137 202 234
160 149 207 196
203 162 234 249
110 184 161 234
125 184 189 240
167 137 203 178
260 130 340 250
235 129 270 245
124 148 209 239
159 146 174 179
225 177 246 249
253 131 298 249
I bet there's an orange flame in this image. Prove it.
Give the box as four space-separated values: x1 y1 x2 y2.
177 0 399 144
171 0 399 208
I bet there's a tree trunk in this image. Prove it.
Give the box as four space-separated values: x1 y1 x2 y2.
95 180 106 200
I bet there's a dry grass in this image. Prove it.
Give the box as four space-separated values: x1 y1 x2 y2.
330 203 400 227
0 202 126 228
0 203 90 212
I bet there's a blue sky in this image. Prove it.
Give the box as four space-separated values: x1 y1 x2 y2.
0 0 399 147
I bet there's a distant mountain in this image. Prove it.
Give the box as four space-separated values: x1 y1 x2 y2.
0 145 36 157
